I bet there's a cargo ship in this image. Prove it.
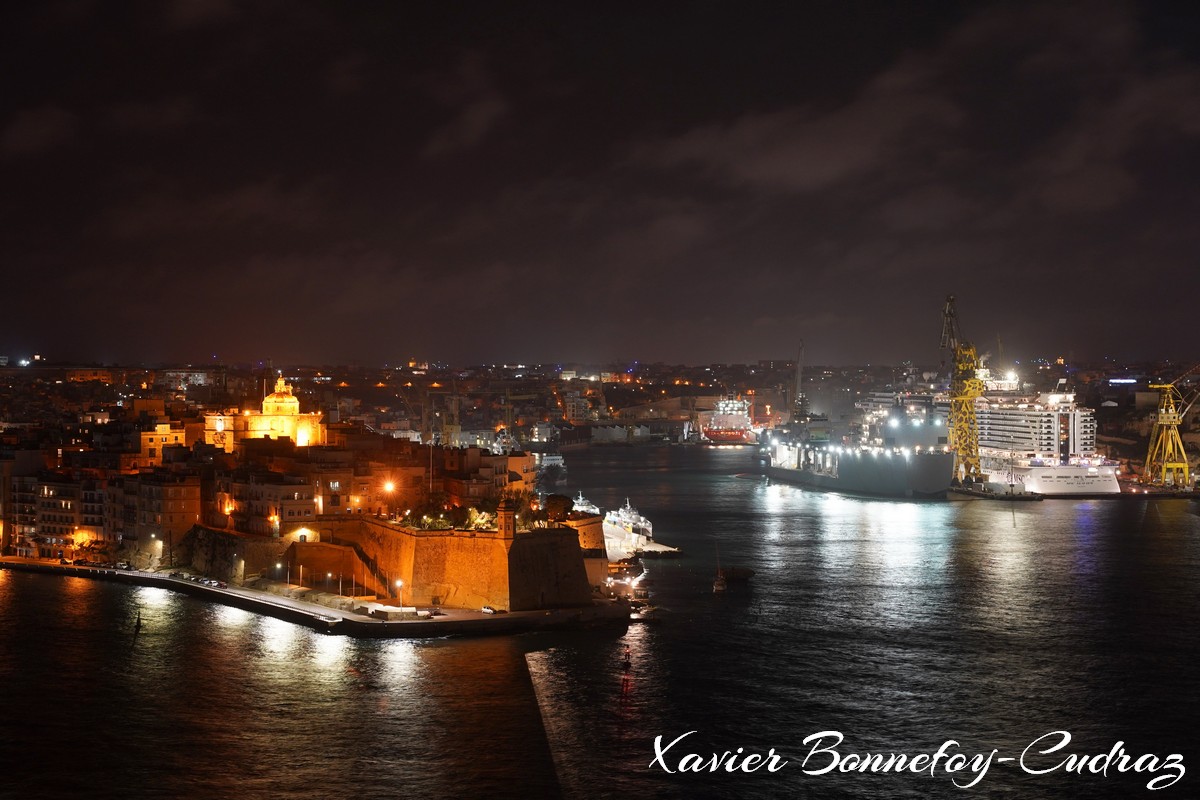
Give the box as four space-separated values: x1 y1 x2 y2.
763 440 956 499
701 397 757 444
761 392 954 499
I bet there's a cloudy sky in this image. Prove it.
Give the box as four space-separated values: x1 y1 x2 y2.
3 1 1198 367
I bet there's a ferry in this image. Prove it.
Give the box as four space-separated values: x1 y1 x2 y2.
604 498 654 546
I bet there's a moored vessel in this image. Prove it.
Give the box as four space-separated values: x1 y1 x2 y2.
701 397 757 444
764 441 956 499
973 386 1121 496
762 389 955 499
604 498 654 546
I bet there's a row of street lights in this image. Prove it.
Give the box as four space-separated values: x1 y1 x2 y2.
272 560 406 604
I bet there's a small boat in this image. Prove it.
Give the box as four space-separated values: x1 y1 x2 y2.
721 566 755 582
713 542 727 593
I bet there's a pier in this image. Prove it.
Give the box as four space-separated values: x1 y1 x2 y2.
0 558 631 638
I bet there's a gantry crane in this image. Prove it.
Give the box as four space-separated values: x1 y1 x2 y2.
940 295 985 483
1142 365 1199 489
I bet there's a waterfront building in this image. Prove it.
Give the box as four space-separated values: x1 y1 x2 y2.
212 467 316 535
103 470 202 564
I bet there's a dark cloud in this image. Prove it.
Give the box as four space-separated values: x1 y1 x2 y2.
324 53 367 95
420 53 511 156
633 58 961 193
100 178 325 240
162 0 238 31
105 97 202 133
1 105 78 157
2 1 1199 366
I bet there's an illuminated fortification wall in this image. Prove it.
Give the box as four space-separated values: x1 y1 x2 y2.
558 513 609 589
284 516 592 612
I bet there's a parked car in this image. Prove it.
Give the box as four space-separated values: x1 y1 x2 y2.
481 606 496 614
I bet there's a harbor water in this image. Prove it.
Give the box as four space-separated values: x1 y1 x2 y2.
2 446 1198 799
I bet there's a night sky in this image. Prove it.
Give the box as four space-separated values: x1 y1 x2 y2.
4 1 1199 367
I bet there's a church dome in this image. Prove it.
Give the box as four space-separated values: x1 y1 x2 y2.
262 375 300 416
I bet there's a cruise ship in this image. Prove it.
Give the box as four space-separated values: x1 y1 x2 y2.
858 373 1120 497
701 397 757 444
974 386 1120 496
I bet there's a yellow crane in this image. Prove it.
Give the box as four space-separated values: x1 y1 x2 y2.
940 295 985 483
1142 366 1198 489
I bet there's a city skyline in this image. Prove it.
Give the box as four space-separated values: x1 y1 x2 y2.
4 1 1199 367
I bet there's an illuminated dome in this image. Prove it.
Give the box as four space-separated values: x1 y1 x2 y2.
262 375 300 416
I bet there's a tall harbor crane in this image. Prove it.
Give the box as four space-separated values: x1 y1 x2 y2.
940 295 985 483
1143 365 1198 489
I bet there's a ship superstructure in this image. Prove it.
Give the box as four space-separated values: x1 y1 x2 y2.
762 399 955 499
701 396 757 444
974 386 1120 495
573 494 659 559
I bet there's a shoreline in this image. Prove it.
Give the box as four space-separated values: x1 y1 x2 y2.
0 558 631 639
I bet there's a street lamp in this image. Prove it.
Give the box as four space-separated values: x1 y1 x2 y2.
395 578 403 604
383 480 395 517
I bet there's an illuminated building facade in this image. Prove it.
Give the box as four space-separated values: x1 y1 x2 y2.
204 376 325 453
212 468 316 535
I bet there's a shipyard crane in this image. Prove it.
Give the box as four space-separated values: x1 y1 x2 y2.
1142 365 1199 490
792 339 809 419
939 295 985 483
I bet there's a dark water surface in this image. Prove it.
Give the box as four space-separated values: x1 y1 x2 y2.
3 446 1198 799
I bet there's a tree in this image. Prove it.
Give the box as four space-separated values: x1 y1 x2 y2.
543 493 574 523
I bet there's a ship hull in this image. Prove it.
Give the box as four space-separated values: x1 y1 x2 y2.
765 451 955 499
981 464 1121 496
702 427 757 444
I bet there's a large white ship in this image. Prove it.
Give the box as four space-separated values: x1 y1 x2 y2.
573 493 675 560
603 498 654 550
974 387 1120 496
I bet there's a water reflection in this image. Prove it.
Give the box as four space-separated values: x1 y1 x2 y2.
258 615 300 655
134 585 173 609
311 631 349 669
214 603 253 629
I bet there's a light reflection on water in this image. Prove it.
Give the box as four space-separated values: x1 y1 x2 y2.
3 447 1199 799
